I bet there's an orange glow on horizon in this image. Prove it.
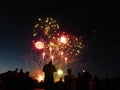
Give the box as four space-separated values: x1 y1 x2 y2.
36 74 44 82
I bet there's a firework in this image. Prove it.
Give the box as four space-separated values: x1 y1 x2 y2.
25 17 86 82
32 17 60 43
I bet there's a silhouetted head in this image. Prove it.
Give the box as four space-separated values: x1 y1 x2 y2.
15 68 18 72
59 78 62 81
25 71 29 77
77 72 81 77
67 68 72 75
20 68 23 72
49 60 52 64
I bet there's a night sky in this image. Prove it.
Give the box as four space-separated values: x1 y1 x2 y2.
0 1 120 78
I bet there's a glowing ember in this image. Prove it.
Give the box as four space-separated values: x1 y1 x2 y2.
60 36 67 44
35 41 44 49
65 57 67 67
51 55 54 62
61 51 63 55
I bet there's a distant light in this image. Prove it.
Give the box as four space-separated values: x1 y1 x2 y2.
83 70 85 72
57 69 63 76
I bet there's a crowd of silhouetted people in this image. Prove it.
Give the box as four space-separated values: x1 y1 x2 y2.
54 69 120 90
0 68 38 89
0 63 120 90
55 70 120 90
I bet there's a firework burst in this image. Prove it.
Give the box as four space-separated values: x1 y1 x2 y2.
24 17 87 82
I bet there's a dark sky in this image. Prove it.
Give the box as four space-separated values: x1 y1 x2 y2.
0 1 120 78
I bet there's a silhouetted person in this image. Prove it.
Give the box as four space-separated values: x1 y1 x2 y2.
24 71 35 89
64 68 76 90
18 68 25 88
85 71 92 90
93 75 102 90
103 76 112 90
55 78 65 90
12 68 19 88
19 68 24 78
43 61 57 90
76 72 82 90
